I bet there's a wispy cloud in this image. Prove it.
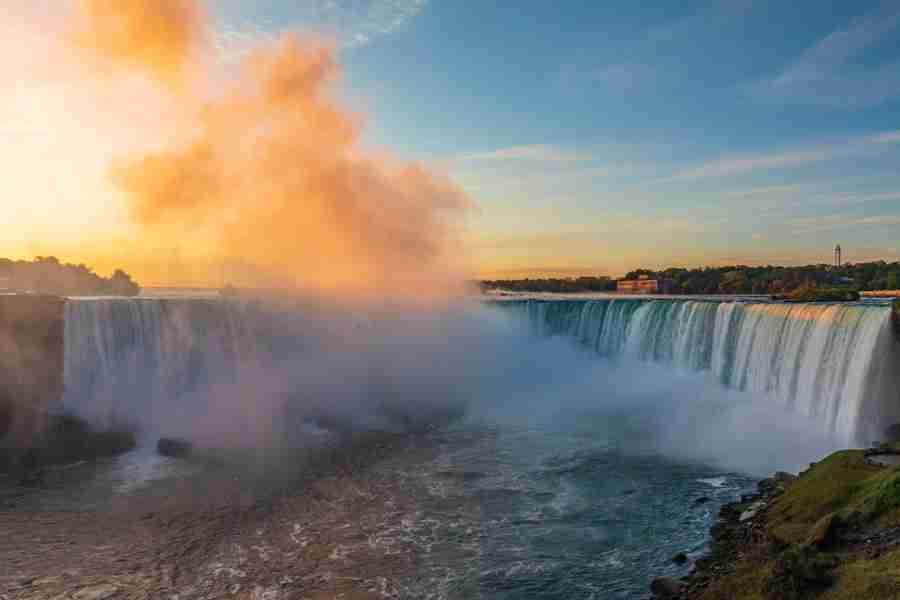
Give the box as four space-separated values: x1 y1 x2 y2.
472 213 722 250
790 214 900 235
673 147 840 181
213 0 428 60
750 5 900 108
668 130 900 181
559 61 661 92
456 145 595 163
871 130 900 144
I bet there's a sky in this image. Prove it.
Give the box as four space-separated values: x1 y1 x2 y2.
3 1 900 282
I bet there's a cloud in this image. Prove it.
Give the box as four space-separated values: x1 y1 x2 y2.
673 147 840 181
52 0 472 298
668 130 900 181
790 214 900 235
750 5 900 108
559 61 661 92
70 0 204 88
472 213 721 250
590 62 660 89
212 0 427 60
871 130 900 144
725 183 808 199
456 145 595 163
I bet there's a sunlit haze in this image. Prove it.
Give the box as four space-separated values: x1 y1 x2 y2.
3 1 900 283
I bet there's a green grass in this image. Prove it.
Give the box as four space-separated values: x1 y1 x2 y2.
698 449 900 600
767 451 880 543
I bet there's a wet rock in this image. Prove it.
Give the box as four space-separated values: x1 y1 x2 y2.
73 584 119 600
739 501 766 522
651 576 685 597
2 413 135 476
157 437 193 458
672 552 689 564
693 496 711 505
757 478 776 494
774 471 797 486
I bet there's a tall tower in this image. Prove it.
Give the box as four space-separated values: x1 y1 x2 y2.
834 244 842 268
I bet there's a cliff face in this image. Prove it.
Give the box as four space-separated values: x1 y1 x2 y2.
0 295 65 455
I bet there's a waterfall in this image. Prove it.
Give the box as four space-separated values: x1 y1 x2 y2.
498 298 899 441
60 296 900 444
62 298 304 435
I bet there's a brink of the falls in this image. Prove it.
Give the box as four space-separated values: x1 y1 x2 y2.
499 298 900 444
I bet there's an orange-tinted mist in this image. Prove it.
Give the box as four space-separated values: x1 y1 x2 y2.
68 0 470 299
70 0 202 88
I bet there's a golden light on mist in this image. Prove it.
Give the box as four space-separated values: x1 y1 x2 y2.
2 0 473 299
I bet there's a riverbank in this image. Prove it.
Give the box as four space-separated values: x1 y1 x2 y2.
655 443 900 599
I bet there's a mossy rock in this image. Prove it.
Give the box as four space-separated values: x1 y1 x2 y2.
806 513 842 549
765 545 838 600
696 450 900 600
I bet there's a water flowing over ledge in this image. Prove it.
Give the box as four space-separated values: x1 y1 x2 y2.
58 297 900 445
496 299 900 443
63 298 304 437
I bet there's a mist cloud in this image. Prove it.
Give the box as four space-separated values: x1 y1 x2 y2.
69 0 470 299
70 0 203 88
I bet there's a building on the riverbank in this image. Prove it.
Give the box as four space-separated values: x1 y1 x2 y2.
616 276 676 294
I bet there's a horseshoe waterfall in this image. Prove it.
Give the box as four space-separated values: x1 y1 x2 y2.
499 298 900 442
55 297 900 445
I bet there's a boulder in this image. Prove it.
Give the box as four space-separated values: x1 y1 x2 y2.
757 478 776 494
693 496 711 505
73 584 119 600
672 552 689 564
806 513 842 549
739 501 766 522
774 471 798 486
651 576 685 598
1 412 135 479
157 437 193 458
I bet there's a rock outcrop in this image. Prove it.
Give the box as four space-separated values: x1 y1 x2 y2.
0 295 135 476
660 447 900 599
0 295 65 471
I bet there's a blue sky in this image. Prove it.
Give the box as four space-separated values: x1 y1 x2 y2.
213 0 900 277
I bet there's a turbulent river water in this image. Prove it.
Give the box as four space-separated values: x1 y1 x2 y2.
7 296 900 599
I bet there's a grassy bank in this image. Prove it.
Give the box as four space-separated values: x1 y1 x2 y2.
677 445 900 599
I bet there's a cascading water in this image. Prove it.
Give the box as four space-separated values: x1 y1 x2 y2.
499 298 900 442
60 296 900 445
62 298 303 436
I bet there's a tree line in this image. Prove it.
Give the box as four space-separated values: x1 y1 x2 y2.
482 261 900 295
0 257 140 297
479 276 616 293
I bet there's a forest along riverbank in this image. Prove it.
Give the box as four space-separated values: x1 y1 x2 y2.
653 442 900 599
